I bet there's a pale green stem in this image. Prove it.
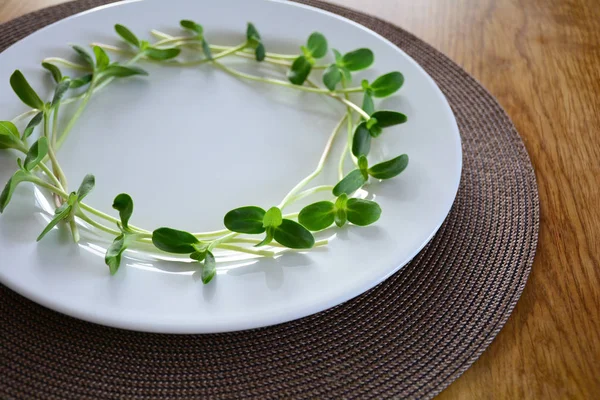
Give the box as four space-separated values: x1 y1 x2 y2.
215 243 274 257
43 113 68 189
11 109 38 124
278 114 346 209
51 104 60 148
76 210 121 236
178 41 248 66
38 162 64 191
338 146 349 180
55 81 95 150
286 185 335 204
42 57 91 71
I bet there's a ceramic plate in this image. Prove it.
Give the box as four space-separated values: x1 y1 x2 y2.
0 0 461 333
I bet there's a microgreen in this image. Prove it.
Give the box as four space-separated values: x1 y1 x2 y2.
0 22 411 284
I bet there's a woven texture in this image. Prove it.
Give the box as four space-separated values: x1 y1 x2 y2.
0 1 539 399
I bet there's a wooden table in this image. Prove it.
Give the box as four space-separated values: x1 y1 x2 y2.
1 0 599 397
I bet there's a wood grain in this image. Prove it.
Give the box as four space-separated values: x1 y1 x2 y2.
1 0 599 398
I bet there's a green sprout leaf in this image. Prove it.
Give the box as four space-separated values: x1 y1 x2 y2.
332 169 368 197
152 227 199 254
368 154 409 179
180 20 203 36
322 64 342 91
332 48 343 64
115 24 140 48
334 194 348 227
37 199 73 242
224 206 267 234
298 201 335 231
202 40 212 60
70 74 93 89
273 219 315 249
370 110 407 128
76 174 95 200
145 47 181 60
255 227 275 247
93 46 110 70
358 155 369 173
105 234 128 275
51 80 71 107
306 32 327 58
0 121 22 150
346 198 381 226
370 72 404 97
263 206 283 228
72 45 94 68
201 251 216 284
0 170 28 213
24 137 48 171
362 92 375 116
42 62 63 83
288 56 312 85
10 70 44 110
22 112 43 140
246 23 265 61
352 122 371 157
340 48 374 71
101 65 148 78
112 193 133 230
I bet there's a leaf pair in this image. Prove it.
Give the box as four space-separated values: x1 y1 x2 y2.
287 32 327 85
180 19 212 59
333 154 409 196
361 71 404 99
352 110 408 157
115 24 181 61
246 23 265 62
37 174 95 242
0 121 24 150
299 193 381 231
105 193 142 275
152 227 215 284
0 137 49 213
224 206 314 249
322 48 374 91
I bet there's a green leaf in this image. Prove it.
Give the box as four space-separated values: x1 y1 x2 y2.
288 56 312 85
70 74 93 89
346 198 381 226
307 32 327 58
368 154 409 179
102 65 148 78
362 92 374 116
24 137 48 171
72 45 94 68
202 40 212 60
352 122 371 157
358 155 369 173
322 64 342 91
152 227 199 254
246 22 262 43
37 202 72 241
334 193 348 227
255 227 274 247
341 48 374 71
93 46 110 70
105 234 128 275
0 121 22 150
332 49 343 64
190 250 206 262
145 47 181 60
112 193 133 230
273 219 315 249
22 112 43 140
298 201 335 231
371 110 407 127
255 43 266 62
0 170 28 213
10 70 44 110
51 80 71 107
201 251 216 284
332 169 368 197
370 72 404 97
76 174 95 200
224 206 266 234
115 24 140 48
180 20 203 35
340 66 352 83
263 206 283 228
42 62 62 83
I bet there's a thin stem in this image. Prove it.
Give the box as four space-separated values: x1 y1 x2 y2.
278 114 346 209
29 177 67 198
76 210 121 236
215 243 274 257
38 162 64 191
287 185 335 204
55 81 95 150
51 104 60 148
178 41 248 66
11 109 38 124
338 145 349 180
42 57 91 71
43 113 68 189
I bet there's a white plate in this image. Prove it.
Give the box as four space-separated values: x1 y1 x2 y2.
0 0 461 333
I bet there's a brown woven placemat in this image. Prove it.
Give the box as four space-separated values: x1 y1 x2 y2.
0 1 539 399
